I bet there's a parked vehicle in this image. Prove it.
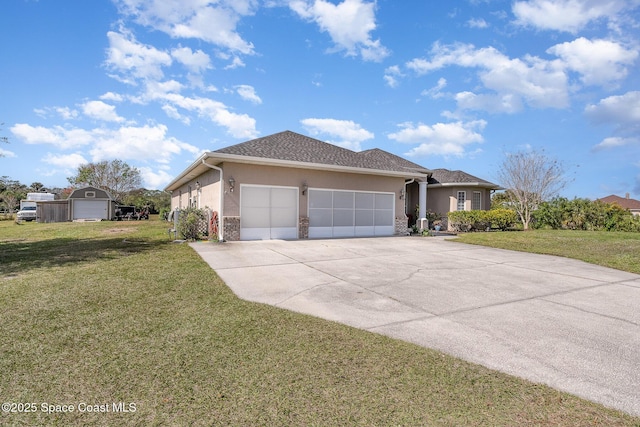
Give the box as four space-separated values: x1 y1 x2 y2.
16 193 55 221
115 206 149 221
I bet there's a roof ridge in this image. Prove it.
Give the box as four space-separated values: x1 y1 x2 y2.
212 130 430 174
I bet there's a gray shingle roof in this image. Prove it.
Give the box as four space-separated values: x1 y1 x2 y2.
215 130 430 174
428 168 501 188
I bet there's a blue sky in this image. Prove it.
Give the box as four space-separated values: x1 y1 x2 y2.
1 0 639 198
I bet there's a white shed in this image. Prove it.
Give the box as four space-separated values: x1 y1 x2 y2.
69 186 116 221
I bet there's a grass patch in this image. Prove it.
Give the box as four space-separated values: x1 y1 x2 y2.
1 221 638 426
454 229 640 275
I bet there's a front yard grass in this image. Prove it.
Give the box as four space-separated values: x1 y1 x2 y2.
1 220 639 426
454 229 640 275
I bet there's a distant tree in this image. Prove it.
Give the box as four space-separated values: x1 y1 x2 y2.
121 189 170 213
29 182 46 192
67 159 142 203
0 177 27 212
497 149 568 230
490 191 513 210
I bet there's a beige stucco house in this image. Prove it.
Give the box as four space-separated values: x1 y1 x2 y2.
164 131 500 240
405 169 502 228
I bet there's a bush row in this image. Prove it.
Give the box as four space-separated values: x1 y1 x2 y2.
532 197 640 232
448 209 518 232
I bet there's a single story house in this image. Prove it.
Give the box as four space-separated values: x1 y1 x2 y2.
164 131 500 241
597 194 640 216
406 168 502 228
69 186 116 221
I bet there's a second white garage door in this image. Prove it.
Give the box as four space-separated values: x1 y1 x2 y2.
240 185 299 240
308 189 395 238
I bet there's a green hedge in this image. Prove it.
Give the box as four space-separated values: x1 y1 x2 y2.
448 209 518 232
533 197 640 232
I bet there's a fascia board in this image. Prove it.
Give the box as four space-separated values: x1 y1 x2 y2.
211 152 429 178
428 182 504 190
165 152 430 191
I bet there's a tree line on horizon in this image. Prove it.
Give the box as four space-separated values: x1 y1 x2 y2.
0 159 170 214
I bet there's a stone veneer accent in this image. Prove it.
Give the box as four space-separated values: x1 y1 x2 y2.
299 216 309 239
223 216 240 241
395 215 409 236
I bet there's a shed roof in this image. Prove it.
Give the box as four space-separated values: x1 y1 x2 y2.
68 186 113 200
427 168 502 189
597 194 640 211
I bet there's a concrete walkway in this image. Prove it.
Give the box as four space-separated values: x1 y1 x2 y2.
190 236 640 416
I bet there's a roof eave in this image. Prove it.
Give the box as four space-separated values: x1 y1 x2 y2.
165 152 430 192
164 152 210 192
428 182 504 190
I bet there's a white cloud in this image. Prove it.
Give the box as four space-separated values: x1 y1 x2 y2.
81 100 126 123
512 0 631 33
421 77 448 99
12 123 200 166
100 92 124 102
290 0 389 62
547 37 638 86
586 91 640 150
388 120 487 158
11 124 94 149
585 91 640 126
235 85 262 104
406 42 569 112
162 93 259 138
300 118 374 151
55 107 79 120
0 148 16 158
42 152 89 170
130 80 258 138
33 107 79 120
467 18 489 28
592 136 639 151
383 65 403 88
171 46 212 73
455 91 523 114
161 104 191 125
114 0 256 54
224 56 246 69
88 124 199 163
139 166 175 189
105 29 172 84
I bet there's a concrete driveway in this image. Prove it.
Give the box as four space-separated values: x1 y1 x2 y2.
190 236 640 416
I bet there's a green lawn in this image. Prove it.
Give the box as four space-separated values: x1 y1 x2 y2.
1 220 638 426
454 229 640 275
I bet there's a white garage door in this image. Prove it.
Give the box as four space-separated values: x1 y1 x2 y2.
240 185 298 240
308 189 395 238
73 200 108 220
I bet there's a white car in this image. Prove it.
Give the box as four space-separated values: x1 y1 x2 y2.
16 205 37 221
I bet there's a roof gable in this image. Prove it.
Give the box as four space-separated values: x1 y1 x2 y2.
69 186 113 200
428 168 501 189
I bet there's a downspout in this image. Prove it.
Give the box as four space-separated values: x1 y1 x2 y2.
201 158 225 241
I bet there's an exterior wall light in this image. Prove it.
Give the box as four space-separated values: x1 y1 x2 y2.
228 176 235 192
302 182 308 195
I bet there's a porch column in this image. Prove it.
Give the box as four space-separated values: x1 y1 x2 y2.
418 180 428 230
